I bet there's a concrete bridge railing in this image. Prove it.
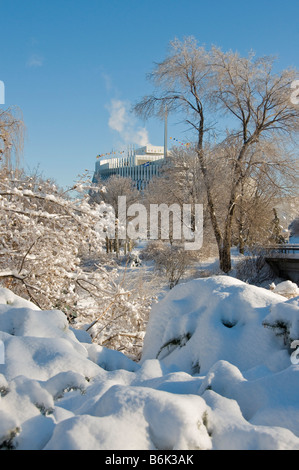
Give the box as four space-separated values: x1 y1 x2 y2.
264 244 299 284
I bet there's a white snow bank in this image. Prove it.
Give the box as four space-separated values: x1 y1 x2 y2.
263 296 299 344
45 384 212 450
1 280 299 450
270 280 299 298
203 388 299 450
142 276 289 374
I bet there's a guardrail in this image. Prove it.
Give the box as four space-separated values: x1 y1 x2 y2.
265 244 299 256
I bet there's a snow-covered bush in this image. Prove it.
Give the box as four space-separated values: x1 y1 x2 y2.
141 275 293 374
263 297 299 348
0 169 152 359
235 249 275 285
0 169 109 314
141 240 197 289
1 281 299 450
270 280 299 299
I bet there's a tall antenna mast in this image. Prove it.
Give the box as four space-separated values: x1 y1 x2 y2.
164 103 168 159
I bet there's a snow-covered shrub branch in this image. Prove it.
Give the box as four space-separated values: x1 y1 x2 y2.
0 169 153 359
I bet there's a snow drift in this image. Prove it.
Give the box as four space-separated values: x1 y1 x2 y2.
0 276 299 450
142 275 291 374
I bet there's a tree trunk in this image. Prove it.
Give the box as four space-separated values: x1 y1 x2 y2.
219 241 232 273
238 231 245 255
114 220 119 257
237 180 246 254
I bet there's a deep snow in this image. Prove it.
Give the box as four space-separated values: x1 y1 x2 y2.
0 276 299 450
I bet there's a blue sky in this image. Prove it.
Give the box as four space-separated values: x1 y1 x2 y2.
1 0 298 188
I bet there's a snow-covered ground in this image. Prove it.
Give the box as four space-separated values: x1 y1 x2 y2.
1 273 299 450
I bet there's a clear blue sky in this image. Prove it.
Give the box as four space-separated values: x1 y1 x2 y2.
1 0 298 188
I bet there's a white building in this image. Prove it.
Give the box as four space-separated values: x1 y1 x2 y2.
93 145 166 190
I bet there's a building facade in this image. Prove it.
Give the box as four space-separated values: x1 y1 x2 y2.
93 145 166 190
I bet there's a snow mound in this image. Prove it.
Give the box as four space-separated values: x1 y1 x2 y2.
1 280 299 450
142 275 289 374
271 280 299 298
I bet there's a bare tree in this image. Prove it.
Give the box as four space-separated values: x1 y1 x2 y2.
0 169 155 360
141 240 197 289
0 106 24 170
91 175 140 256
134 37 299 272
143 146 217 255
